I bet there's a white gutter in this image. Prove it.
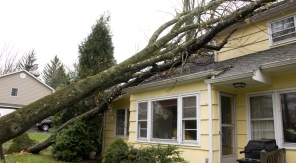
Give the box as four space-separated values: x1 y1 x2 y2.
260 58 296 70
207 83 213 163
205 72 253 84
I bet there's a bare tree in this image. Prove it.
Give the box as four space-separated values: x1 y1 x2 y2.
0 0 283 145
0 44 22 75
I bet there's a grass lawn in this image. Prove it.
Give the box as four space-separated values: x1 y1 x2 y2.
1 132 68 163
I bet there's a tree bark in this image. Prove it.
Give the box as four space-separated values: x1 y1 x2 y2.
0 0 277 145
26 57 185 153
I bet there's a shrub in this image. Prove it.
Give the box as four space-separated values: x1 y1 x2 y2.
51 121 96 162
102 138 129 163
128 144 186 163
102 139 186 163
6 132 36 154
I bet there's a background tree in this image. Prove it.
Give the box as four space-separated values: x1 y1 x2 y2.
78 12 116 79
0 0 281 146
17 50 40 77
51 13 116 161
42 55 69 90
0 44 21 75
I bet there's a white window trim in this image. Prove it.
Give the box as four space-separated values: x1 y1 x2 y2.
11 88 18 97
246 88 296 149
136 92 200 146
115 107 129 138
268 13 296 46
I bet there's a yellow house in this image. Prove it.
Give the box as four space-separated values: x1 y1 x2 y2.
104 1 296 163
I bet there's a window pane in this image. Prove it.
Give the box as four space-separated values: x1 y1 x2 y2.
281 92 296 143
152 99 177 139
140 129 147 137
138 102 147 120
250 95 273 119
271 16 296 43
184 130 197 140
221 96 234 124
127 110 130 136
222 126 235 155
138 121 147 138
251 120 274 139
116 125 124 135
183 96 196 118
184 120 196 129
116 110 125 135
11 88 18 96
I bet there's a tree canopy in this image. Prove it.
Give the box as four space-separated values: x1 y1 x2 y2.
42 55 68 89
78 13 115 79
17 50 40 77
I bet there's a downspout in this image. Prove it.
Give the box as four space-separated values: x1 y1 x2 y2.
207 83 213 163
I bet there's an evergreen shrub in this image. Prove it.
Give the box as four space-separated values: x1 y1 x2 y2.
51 121 95 162
102 138 129 163
6 132 36 154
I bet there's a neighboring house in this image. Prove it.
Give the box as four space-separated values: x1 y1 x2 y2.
0 70 54 116
104 1 296 163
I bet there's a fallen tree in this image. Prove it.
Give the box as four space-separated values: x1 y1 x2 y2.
0 0 281 145
26 28 236 153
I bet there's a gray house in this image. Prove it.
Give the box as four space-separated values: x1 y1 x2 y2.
0 70 54 117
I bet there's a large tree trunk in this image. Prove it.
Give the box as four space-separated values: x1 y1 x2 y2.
26 55 188 153
0 0 277 145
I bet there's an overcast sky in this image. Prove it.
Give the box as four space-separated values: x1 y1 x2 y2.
0 0 180 72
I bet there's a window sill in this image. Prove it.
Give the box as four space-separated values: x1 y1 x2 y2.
270 37 296 47
279 143 296 150
115 135 129 138
135 139 200 147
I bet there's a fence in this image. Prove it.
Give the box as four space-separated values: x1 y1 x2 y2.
260 148 286 163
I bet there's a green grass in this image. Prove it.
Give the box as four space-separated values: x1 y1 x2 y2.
1 132 68 163
2 153 67 163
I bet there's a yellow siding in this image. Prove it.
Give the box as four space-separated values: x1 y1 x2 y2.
216 10 296 62
103 97 130 149
234 72 296 162
116 82 214 162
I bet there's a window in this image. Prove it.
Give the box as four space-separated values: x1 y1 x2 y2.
116 108 130 137
137 93 200 145
249 94 275 140
182 96 198 141
279 92 296 144
11 88 18 96
247 89 296 149
269 14 296 45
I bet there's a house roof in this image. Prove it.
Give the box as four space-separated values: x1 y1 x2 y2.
0 70 55 92
125 42 296 93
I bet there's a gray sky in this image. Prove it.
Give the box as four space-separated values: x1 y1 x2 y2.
0 0 180 71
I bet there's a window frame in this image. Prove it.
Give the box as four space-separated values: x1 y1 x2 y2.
115 107 130 137
247 88 296 149
276 89 296 149
11 88 18 97
268 13 296 46
136 92 200 146
247 93 276 140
